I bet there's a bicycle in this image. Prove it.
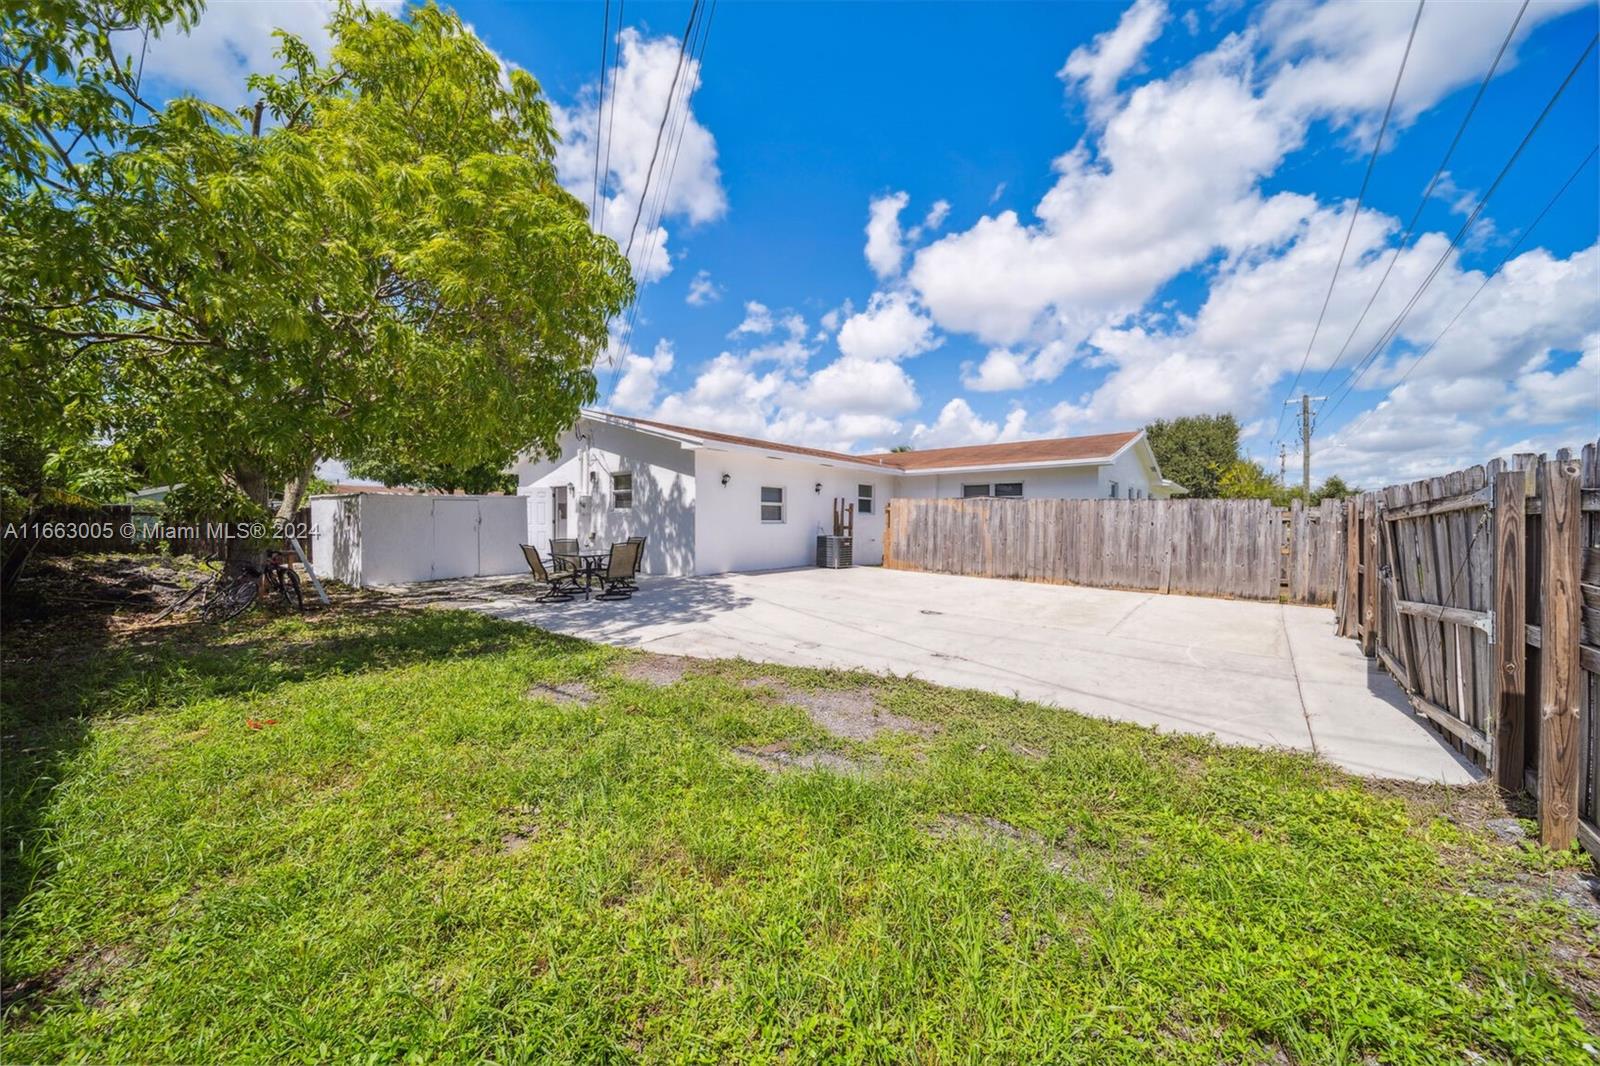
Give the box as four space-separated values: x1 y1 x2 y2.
158 550 305 623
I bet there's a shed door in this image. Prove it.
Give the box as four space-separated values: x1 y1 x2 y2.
430 499 480 580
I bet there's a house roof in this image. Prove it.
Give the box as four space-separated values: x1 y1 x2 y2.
589 412 898 470
857 431 1142 472
585 410 1148 477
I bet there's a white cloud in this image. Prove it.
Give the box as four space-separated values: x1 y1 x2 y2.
116 1 403 106
730 300 774 336
1060 0 1169 114
836 292 940 362
686 270 722 306
909 399 1030 449
611 339 676 413
552 28 727 283
921 200 951 232
865 191 911 279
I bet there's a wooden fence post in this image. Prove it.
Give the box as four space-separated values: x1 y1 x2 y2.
1362 494 1379 655
1342 498 1360 636
1538 457 1582 848
1492 469 1526 794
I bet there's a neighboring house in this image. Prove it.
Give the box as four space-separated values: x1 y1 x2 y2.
511 410 1183 577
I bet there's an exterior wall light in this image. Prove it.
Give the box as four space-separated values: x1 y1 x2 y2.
814 482 822 494
720 473 730 486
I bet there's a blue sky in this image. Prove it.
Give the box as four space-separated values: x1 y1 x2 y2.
136 0 1599 486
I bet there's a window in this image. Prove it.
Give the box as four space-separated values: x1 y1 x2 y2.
994 482 1023 498
1108 481 1119 499
962 484 991 498
611 472 633 510
857 484 874 515
760 485 785 523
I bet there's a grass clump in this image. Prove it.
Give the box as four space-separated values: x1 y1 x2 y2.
2 607 1594 1063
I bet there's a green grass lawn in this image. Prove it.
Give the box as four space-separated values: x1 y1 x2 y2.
2 603 1596 1063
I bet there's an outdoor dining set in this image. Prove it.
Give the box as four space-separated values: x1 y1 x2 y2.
519 536 646 604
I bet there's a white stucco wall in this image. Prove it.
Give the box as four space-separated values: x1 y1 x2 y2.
1098 441 1166 499
891 466 1104 500
512 420 696 576
692 448 894 574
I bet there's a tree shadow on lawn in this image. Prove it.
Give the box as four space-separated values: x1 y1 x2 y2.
0 604 585 921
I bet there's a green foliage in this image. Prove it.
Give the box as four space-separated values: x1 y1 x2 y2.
345 455 516 495
2 0 633 513
1143 414 1242 499
1 607 1591 1061
1217 458 1284 502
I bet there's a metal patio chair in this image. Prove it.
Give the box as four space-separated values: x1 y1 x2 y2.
622 535 647 589
521 544 585 603
594 540 642 600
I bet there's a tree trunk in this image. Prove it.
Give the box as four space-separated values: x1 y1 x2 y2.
275 456 318 527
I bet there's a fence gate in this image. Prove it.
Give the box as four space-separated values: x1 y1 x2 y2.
1339 443 1598 853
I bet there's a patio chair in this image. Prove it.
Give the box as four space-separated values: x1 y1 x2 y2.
551 537 580 572
594 540 642 600
622 535 647 588
521 544 585 603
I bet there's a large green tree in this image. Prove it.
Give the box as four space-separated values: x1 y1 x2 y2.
2 0 632 527
1143 414 1242 499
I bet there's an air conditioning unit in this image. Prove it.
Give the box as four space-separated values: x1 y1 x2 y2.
816 535 852 569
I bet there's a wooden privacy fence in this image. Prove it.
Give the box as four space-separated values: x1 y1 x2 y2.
883 496 1345 604
1334 441 1599 853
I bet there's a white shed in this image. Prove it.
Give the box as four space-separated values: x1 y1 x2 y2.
309 492 528 587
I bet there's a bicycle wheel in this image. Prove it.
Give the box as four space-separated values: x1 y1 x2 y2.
272 567 303 611
201 576 257 623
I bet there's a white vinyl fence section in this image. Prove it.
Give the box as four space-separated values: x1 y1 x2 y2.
309 493 529 587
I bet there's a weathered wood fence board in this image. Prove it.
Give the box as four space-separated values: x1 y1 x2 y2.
884 497 1342 604
1335 439 1600 854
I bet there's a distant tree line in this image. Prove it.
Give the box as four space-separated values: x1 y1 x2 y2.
1144 414 1355 505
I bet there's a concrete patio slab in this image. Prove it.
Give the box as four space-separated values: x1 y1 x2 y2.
380 566 1480 784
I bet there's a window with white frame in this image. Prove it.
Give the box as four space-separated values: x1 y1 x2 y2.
857 484 874 515
961 484 990 499
760 486 785 523
994 482 1023 498
611 471 633 510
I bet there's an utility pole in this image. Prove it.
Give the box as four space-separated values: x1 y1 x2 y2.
1277 443 1287 485
1283 395 1326 498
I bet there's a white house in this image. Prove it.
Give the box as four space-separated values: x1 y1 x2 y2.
510 410 1183 577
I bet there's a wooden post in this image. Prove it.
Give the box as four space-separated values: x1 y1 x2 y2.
1491 469 1526 794
1343 498 1360 636
1537 458 1582 848
1362 494 1379 655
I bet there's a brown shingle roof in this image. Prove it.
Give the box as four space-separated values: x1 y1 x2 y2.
859 431 1141 471
595 412 1140 473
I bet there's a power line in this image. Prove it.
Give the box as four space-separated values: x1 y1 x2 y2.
1312 0 1529 393
1321 32 1598 416
604 0 716 407
622 0 700 261
1270 0 1426 446
590 0 611 222
1319 143 1597 458
597 0 625 236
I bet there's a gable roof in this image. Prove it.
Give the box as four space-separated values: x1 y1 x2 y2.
857 431 1142 472
583 410 1144 475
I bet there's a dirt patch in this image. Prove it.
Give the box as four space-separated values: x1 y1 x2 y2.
615 654 697 686
745 678 938 741
1 943 139 1022
926 814 1112 895
733 742 871 776
525 681 599 707
498 804 542 854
